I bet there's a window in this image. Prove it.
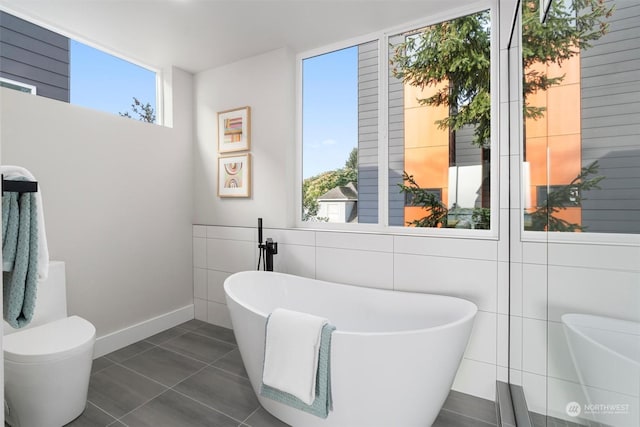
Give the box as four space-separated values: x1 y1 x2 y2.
299 8 494 232
301 42 378 224
0 11 158 123
0 76 36 94
536 185 579 208
389 10 491 230
522 0 640 234
70 40 157 123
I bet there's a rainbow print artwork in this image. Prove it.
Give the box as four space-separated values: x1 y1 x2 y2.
218 153 250 197
223 161 243 188
224 117 243 144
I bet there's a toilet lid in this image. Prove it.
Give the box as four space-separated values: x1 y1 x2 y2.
4 315 95 363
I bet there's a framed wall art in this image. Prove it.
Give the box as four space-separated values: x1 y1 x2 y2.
218 153 251 198
218 106 251 153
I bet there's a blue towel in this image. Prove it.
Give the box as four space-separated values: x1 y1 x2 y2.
2 181 39 329
260 322 336 419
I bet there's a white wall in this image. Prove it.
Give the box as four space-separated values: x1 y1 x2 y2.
194 47 296 228
0 67 195 338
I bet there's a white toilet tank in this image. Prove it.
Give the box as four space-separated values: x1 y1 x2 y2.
3 261 68 335
4 260 96 427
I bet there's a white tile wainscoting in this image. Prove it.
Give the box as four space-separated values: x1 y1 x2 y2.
193 224 502 401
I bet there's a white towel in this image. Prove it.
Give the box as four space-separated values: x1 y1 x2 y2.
262 308 328 405
1 165 49 281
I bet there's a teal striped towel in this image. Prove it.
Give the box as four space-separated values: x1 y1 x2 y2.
261 323 336 419
2 181 39 329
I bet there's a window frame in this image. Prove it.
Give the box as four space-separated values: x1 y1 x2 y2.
295 1 499 239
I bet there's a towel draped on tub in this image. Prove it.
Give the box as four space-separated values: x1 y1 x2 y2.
2 177 39 328
261 308 336 419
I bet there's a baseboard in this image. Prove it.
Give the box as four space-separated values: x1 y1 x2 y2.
93 304 194 358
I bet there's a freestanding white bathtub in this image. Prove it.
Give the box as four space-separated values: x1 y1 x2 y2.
224 271 477 427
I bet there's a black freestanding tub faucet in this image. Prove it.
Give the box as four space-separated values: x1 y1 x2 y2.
257 218 278 271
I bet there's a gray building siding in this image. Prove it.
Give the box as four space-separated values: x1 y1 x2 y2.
388 34 406 226
455 125 482 167
580 1 640 233
0 11 70 102
357 40 379 224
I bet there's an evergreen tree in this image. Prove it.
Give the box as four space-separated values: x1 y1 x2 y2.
390 1 613 148
527 161 604 232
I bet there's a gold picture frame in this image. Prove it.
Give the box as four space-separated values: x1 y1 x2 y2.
218 106 251 153
218 153 251 198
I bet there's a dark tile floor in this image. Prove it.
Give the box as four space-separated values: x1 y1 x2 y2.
62 319 498 427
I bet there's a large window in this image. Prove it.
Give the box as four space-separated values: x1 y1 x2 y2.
388 10 492 229
522 0 640 234
300 8 494 231
0 11 158 123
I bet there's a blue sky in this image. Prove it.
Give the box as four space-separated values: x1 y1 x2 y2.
70 40 156 120
302 46 357 179
70 40 354 176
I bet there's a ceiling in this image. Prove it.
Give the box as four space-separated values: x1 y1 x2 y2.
0 0 474 74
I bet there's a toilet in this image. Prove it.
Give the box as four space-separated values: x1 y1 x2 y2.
3 261 96 427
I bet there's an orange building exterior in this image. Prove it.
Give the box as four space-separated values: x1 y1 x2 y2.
524 55 582 227
403 82 451 225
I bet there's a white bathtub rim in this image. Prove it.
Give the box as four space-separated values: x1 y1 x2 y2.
562 313 640 367
224 270 478 337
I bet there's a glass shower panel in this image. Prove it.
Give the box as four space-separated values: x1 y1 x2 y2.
519 1 640 426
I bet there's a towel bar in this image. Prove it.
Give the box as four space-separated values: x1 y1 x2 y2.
1 175 38 193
